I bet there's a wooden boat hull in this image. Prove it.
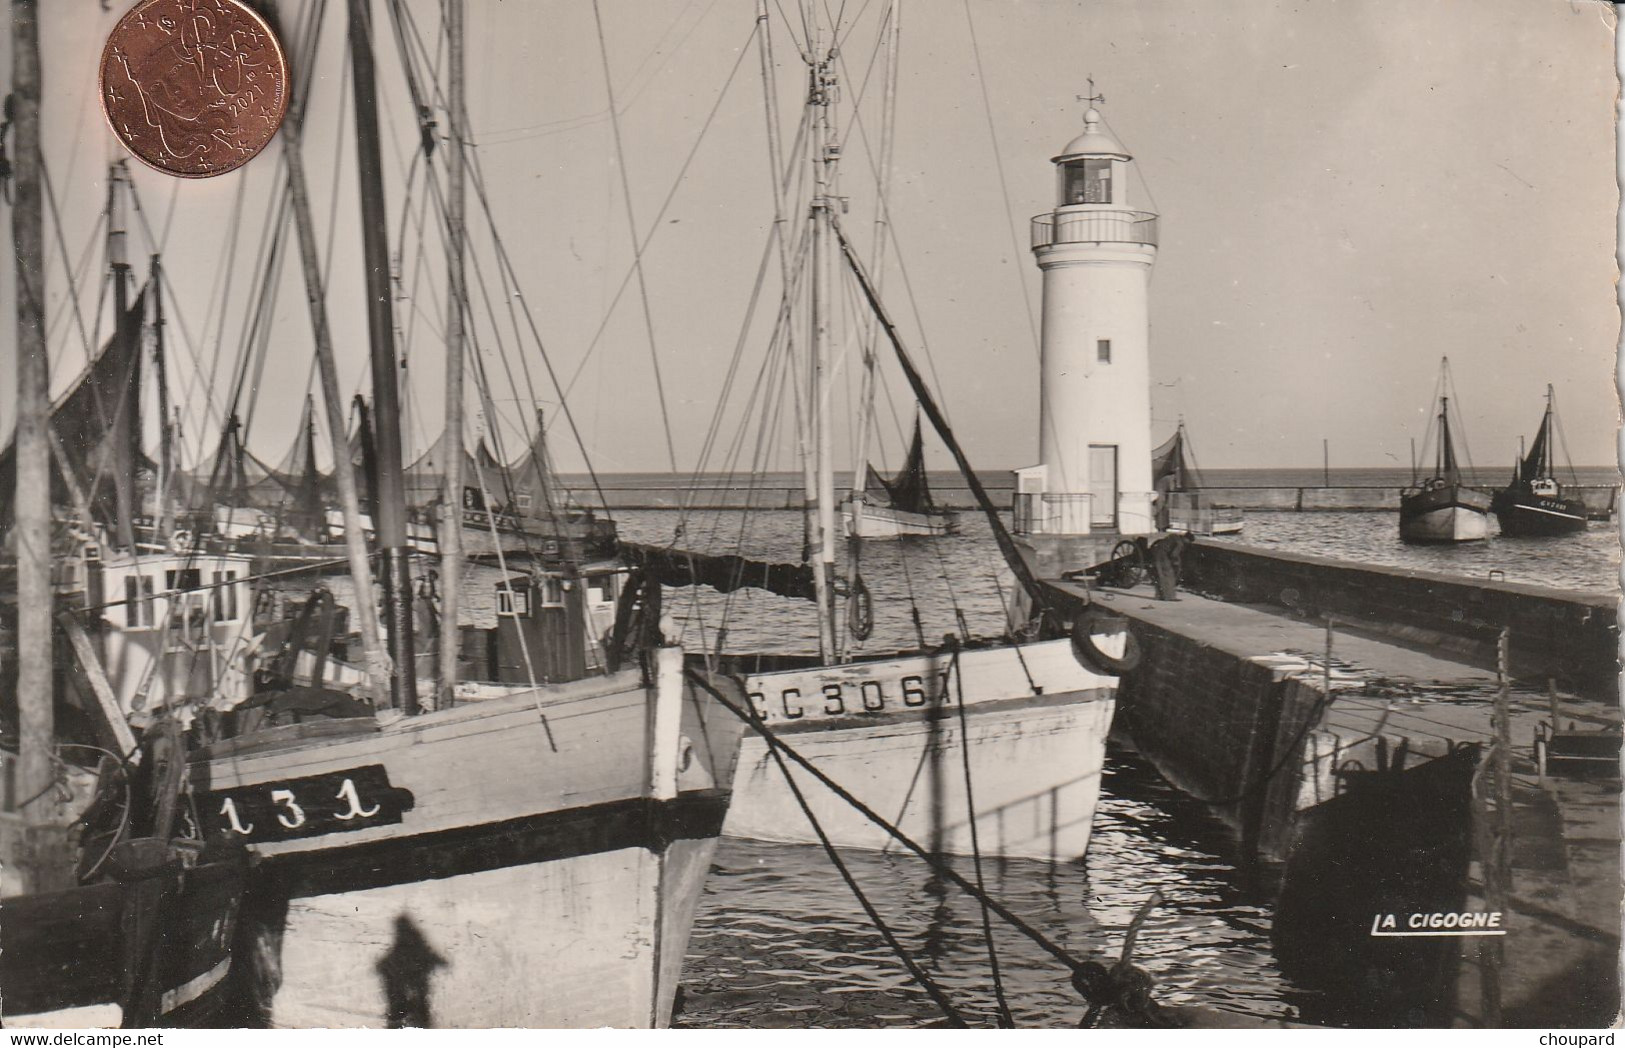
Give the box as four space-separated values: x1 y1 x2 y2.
1399 484 1491 544
2 859 246 1029
192 662 746 1028
722 639 1116 862
1162 491 1244 536
840 498 961 539
1165 509 1244 536
1490 490 1587 537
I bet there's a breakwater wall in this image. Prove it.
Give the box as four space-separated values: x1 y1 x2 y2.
569 483 1617 516
1179 541 1619 695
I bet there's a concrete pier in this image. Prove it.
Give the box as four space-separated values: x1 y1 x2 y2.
1038 567 1620 1026
1180 541 1617 696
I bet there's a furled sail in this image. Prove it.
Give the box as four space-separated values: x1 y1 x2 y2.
0 290 148 531
404 427 504 511
261 397 328 538
506 411 565 524
1517 409 1551 485
1438 405 1459 483
1151 428 1187 496
188 413 259 512
867 418 935 515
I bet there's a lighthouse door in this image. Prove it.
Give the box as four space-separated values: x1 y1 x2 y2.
1088 445 1118 528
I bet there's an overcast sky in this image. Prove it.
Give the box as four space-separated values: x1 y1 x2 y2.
1 0 1618 477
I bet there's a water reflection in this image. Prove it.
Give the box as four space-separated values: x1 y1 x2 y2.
676 747 1309 1029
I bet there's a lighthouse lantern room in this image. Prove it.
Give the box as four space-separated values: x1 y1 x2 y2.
1014 97 1159 577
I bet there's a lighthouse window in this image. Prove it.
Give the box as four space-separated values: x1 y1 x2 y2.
1097 339 1112 363
1064 158 1114 204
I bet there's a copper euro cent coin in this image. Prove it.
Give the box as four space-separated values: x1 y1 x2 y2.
100 0 289 178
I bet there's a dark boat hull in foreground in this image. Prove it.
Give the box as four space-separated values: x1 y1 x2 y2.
2 857 246 1028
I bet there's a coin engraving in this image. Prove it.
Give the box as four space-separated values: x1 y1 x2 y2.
100 0 289 178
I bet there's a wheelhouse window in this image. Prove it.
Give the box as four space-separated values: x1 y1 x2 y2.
1063 158 1114 204
212 570 240 622
497 587 530 617
1097 339 1112 363
164 568 208 644
587 574 619 607
124 575 156 628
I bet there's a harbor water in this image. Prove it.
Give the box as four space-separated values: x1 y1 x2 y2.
289 497 1618 1028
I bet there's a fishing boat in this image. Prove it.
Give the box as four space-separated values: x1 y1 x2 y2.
1152 422 1242 536
841 418 962 539
1399 360 1490 543
1 6 246 1027
672 9 1118 864
1 533 253 1032
1490 385 1587 537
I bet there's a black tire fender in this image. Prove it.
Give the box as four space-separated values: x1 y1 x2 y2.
846 573 874 642
1071 607 1143 675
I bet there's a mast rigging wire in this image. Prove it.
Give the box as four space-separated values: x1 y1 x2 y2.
830 213 1053 618
591 0 680 476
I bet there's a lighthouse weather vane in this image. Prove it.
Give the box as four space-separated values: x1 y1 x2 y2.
1077 77 1105 110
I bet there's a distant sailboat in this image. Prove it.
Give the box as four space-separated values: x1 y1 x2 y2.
1490 384 1587 536
1151 421 1242 536
841 417 961 539
1399 360 1490 543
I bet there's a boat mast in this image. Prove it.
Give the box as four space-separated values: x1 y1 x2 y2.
282 13 389 702
1437 395 1453 480
107 164 138 553
152 254 173 543
10 0 59 830
348 0 417 713
439 0 467 705
807 18 837 660
1542 383 1555 479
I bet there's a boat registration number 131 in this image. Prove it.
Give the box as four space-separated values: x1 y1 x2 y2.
204 765 415 845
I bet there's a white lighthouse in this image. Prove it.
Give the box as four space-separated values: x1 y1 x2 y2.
1013 99 1158 576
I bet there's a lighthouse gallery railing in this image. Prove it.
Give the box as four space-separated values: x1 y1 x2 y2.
1030 210 1158 249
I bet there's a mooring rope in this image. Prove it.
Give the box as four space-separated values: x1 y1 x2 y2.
758 729 970 1027
945 638 1014 1027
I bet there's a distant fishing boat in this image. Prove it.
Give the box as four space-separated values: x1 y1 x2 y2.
1399 360 1490 544
1490 385 1587 537
1152 422 1242 536
841 418 961 539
